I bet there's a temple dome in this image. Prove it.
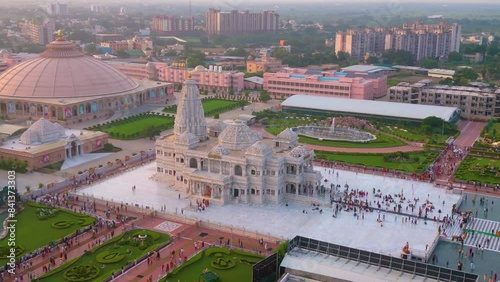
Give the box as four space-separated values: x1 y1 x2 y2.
193 65 205 71
218 121 261 151
209 120 228 133
289 145 309 158
276 128 298 142
19 117 66 145
209 144 229 156
245 141 272 156
0 38 138 98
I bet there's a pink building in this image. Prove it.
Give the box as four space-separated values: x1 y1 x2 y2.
108 62 245 92
0 49 39 68
264 68 380 100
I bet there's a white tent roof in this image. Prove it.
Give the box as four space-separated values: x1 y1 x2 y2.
281 95 460 122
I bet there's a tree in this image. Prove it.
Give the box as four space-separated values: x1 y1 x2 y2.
337 51 350 62
259 91 271 102
382 49 414 66
228 89 234 95
439 78 453 85
115 50 130 58
365 56 379 64
448 52 463 62
144 126 161 139
225 47 247 57
453 68 478 82
419 58 439 69
84 44 99 55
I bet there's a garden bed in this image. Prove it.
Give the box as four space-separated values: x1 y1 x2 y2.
0 202 96 265
315 150 438 173
454 156 500 185
162 247 263 282
38 229 170 282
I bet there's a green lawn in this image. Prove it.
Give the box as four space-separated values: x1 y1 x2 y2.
378 125 456 144
0 202 96 265
482 122 500 141
454 156 500 185
39 230 170 282
162 247 263 282
163 99 248 116
315 151 438 173
88 114 174 140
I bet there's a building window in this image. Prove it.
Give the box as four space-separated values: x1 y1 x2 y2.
234 165 243 176
251 169 256 176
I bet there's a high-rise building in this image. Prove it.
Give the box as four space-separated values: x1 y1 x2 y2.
23 19 56 45
46 2 68 15
90 4 102 13
335 20 461 61
205 9 279 35
151 15 194 35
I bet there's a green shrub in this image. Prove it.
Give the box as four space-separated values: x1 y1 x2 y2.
95 251 124 264
52 220 74 229
63 265 99 281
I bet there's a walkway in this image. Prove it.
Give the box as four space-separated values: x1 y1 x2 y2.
454 121 485 148
465 218 500 252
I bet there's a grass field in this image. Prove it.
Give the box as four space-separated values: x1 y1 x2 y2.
163 99 248 116
39 230 170 282
0 202 96 265
378 125 456 144
454 156 500 185
483 122 500 140
88 114 174 140
162 247 263 282
315 151 438 173
387 73 441 87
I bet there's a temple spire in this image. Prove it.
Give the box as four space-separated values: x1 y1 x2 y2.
173 79 208 141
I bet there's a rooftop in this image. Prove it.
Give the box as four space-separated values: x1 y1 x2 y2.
282 95 460 122
0 128 105 154
341 65 395 73
244 76 264 84
0 38 140 98
428 68 455 75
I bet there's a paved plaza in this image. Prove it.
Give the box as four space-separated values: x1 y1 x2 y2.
76 162 462 258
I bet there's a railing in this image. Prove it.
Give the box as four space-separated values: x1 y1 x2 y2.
287 235 478 282
23 150 156 200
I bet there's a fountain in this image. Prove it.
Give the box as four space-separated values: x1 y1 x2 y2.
293 117 376 143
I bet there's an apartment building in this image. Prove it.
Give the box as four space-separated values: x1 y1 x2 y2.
47 2 68 15
21 19 56 45
246 57 284 73
335 20 461 61
100 41 129 54
264 68 383 100
387 80 500 119
151 15 194 35
206 9 279 35
108 62 244 91
95 34 124 44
